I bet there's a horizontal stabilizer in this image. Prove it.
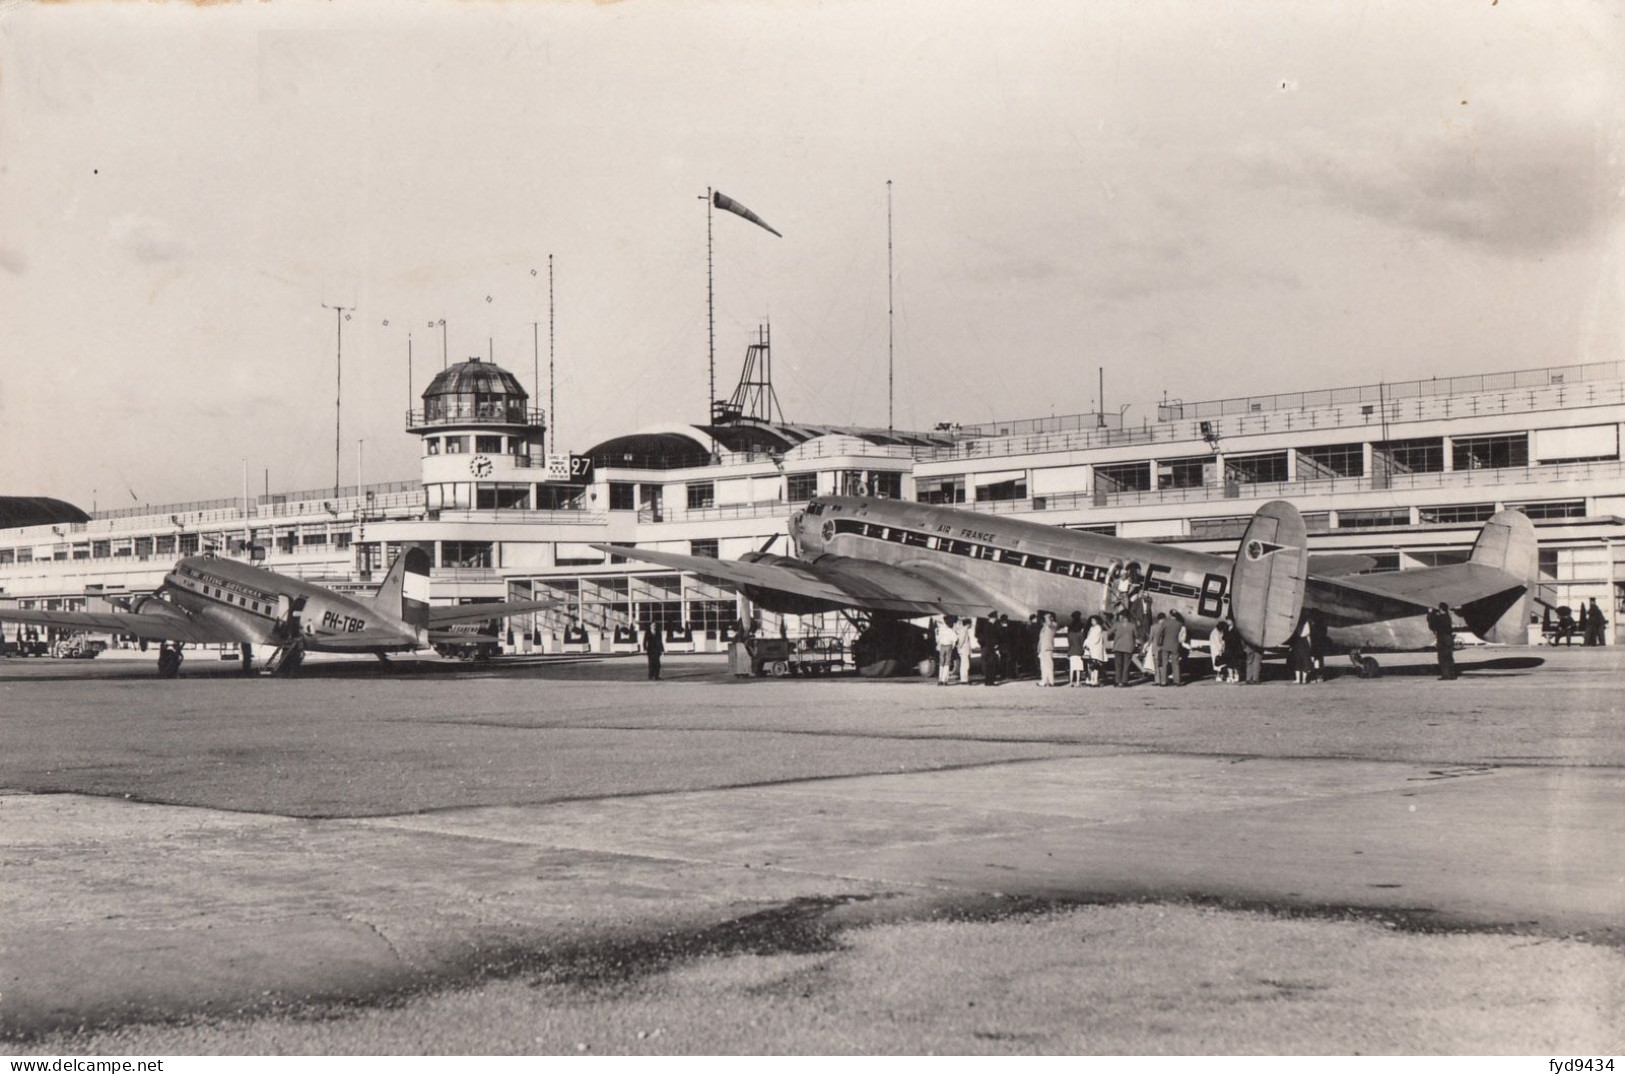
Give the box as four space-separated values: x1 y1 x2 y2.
1305 553 1378 577
424 599 557 627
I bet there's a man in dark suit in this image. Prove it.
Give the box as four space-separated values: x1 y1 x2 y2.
975 614 999 685
642 621 665 681
1426 602 1457 680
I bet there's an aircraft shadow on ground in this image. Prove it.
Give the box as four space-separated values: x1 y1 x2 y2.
1332 654 1547 679
0 653 674 683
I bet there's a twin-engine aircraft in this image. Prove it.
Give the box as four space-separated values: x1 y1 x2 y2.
597 495 1539 668
0 547 553 675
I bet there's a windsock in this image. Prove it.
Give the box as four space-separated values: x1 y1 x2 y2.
713 191 783 237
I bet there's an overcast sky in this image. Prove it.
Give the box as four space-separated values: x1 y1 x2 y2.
1 0 1621 510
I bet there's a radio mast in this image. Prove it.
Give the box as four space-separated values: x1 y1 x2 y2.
321 301 351 499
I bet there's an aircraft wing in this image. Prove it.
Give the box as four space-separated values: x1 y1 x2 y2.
424 599 556 627
0 605 239 645
592 544 1007 617
1305 562 1525 625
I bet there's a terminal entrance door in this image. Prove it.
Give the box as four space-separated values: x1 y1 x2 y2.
639 485 663 523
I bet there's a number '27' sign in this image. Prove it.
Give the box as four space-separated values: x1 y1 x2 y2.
545 454 595 483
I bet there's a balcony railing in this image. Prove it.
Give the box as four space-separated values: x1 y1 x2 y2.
435 509 607 525
957 456 1625 516
911 377 1625 466
636 500 793 524
1158 359 1622 422
406 405 545 428
92 480 425 524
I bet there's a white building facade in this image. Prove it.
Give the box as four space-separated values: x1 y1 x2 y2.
4 359 1622 651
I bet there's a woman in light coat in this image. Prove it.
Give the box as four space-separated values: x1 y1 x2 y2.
1083 615 1107 686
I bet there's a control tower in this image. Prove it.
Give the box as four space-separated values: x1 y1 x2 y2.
407 357 547 512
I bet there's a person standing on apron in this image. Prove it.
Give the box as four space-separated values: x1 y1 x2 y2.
1036 611 1058 686
643 621 665 681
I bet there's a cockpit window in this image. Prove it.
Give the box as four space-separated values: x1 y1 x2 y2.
805 501 824 517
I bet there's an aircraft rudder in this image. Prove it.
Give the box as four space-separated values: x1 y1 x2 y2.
371 544 433 628
1467 509 1538 644
1229 500 1309 649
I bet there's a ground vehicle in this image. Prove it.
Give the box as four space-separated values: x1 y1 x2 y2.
749 636 846 677
49 635 104 659
433 637 499 661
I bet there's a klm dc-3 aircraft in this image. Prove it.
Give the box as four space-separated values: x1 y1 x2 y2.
598 495 1539 671
1 547 552 675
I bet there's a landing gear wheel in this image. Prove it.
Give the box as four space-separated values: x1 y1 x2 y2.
851 620 934 678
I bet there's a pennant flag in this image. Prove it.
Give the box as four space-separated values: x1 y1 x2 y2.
713 191 783 237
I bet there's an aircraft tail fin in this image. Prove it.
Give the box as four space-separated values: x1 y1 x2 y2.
1462 509 1538 644
371 545 433 628
1230 501 1309 649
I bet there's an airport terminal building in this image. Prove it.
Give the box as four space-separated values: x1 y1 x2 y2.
4 356 1623 651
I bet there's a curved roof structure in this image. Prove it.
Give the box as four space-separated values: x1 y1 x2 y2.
586 431 713 469
701 420 958 451
421 357 528 401
584 419 959 470
0 497 91 530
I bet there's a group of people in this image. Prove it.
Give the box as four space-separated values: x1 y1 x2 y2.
1551 599 1609 647
932 604 1275 688
933 613 1060 686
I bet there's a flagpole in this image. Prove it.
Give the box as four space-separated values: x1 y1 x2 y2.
703 187 715 424
322 302 351 500
887 179 894 438
549 253 557 455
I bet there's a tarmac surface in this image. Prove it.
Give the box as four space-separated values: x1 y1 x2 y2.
1 646 1622 1053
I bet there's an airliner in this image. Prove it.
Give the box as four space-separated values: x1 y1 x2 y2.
1 547 552 675
597 495 1538 671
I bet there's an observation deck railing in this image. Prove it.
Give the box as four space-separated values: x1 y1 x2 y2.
953 456 1623 517
406 405 545 428
435 509 607 526
1157 360 1621 422
912 376 1625 466
636 500 793 525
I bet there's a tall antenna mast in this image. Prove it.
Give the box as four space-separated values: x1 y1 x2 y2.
702 187 715 422
322 301 351 499
887 179 894 437
549 253 556 454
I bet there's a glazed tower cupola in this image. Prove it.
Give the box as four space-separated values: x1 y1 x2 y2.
407 356 549 513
